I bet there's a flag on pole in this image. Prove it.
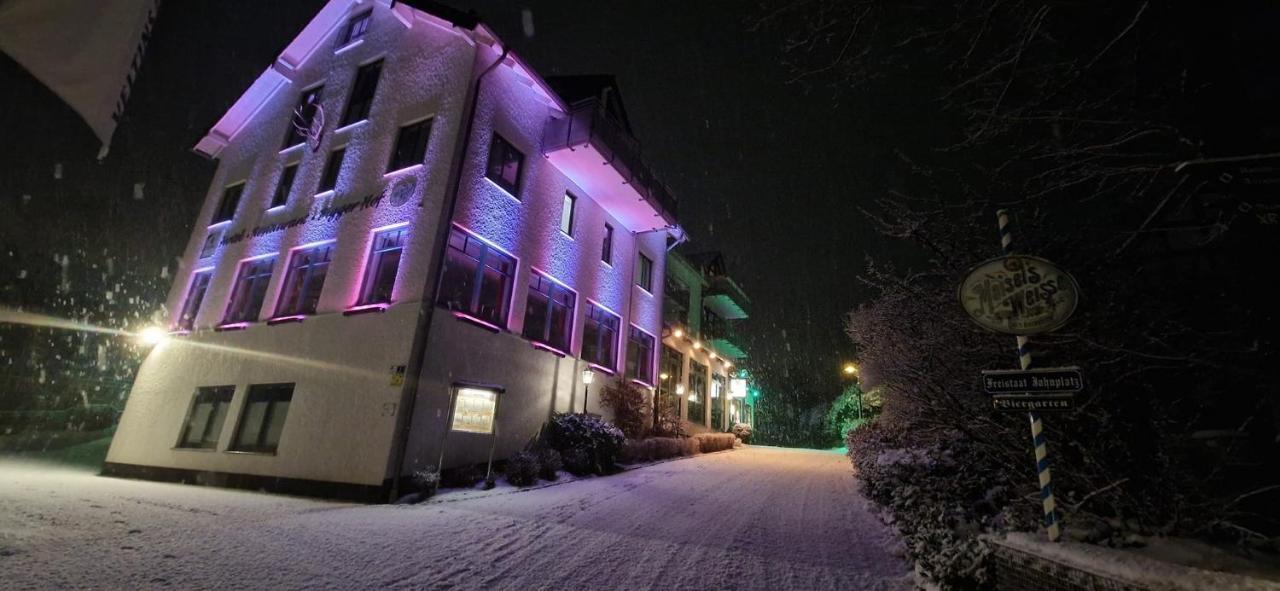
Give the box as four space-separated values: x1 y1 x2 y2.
0 0 159 159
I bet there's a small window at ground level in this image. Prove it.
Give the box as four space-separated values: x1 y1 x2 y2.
231 383 294 454
485 133 523 196
523 272 575 351
581 303 620 370
437 226 517 328
388 119 433 172
177 270 213 331
275 243 334 317
636 253 653 292
177 386 234 449
359 227 407 305
213 183 243 225
625 326 655 384
560 192 576 236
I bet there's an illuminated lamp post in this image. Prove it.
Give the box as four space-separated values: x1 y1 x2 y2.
581 368 594 414
841 362 862 421
675 383 686 438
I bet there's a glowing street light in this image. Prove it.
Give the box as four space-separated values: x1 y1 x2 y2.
581 368 594 414
842 362 859 377
673 328 684 339
138 326 168 346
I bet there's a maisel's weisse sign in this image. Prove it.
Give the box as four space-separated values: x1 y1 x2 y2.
982 367 1084 395
959 255 1079 335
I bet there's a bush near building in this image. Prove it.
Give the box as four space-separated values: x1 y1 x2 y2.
598 379 651 439
544 412 625 475
504 452 540 487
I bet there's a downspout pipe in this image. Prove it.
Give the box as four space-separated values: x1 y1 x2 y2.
387 43 510 502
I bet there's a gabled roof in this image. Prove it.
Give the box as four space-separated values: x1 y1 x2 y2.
545 75 633 135
194 0 562 159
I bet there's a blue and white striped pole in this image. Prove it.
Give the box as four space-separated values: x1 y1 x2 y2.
997 209 1061 542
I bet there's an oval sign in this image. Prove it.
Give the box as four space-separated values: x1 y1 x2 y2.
958 255 1079 335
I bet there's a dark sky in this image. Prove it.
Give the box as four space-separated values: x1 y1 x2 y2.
1 1 929 380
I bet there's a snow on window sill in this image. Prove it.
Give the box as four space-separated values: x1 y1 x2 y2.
334 38 365 56
266 315 306 326
383 163 423 178
531 341 568 358
334 119 369 135
279 143 305 156
452 310 502 333
344 303 389 316
215 322 251 332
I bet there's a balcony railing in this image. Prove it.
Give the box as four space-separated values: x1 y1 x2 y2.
543 99 678 228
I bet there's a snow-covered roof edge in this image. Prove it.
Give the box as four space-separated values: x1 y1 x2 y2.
193 0 565 159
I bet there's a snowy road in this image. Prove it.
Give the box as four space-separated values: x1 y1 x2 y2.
0 446 911 590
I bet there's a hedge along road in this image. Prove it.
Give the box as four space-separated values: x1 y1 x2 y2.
0 446 913 590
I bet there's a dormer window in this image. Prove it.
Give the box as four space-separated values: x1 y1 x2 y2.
340 10 372 46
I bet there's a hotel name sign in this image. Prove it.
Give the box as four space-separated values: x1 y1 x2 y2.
220 192 388 247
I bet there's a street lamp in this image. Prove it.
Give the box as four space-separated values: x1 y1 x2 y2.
137 326 168 347
842 362 858 377
581 368 594 414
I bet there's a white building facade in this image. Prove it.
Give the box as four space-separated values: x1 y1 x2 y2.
105 0 680 501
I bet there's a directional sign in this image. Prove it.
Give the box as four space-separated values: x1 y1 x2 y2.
992 394 1074 412
982 367 1084 395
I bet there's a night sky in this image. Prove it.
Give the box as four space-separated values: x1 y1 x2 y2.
2 1 929 389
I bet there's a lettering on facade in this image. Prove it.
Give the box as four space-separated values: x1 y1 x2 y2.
219 193 385 246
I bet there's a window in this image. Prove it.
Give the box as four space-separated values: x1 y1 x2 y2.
177 386 234 449
523 272 575 351
283 86 324 149
580 303 620 370
485 133 523 196
339 9 372 46
177 270 213 331
601 223 613 265
319 147 345 193
387 118 432 172
636 252 653 292
664 276 690 325
271 164 297 209
711 374 727 430
231 383 294 454
275 243 334 317
688 361 707 426
625 326 655 384
659 345 683 415
212 183 243 224
223 256 276 325
559 192 576 236
436 227 517 328
341 60 382 126
358 227 407 305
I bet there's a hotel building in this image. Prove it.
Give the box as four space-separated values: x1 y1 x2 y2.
105 0 681 501
659 251 754 434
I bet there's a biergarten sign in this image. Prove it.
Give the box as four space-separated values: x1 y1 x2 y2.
959 255 1079 335
992 394 1074 412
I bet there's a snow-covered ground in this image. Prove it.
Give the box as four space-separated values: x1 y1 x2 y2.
0 446 912 590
